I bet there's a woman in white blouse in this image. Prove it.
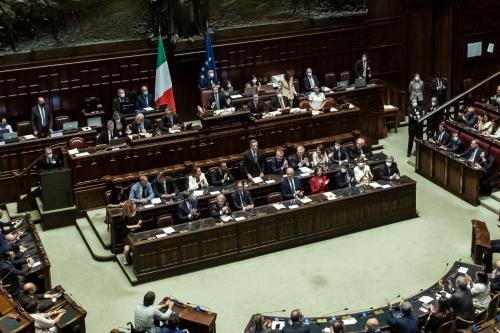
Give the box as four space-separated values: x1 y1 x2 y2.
475 114 492 134
354 157 373 184
279 70 298 105
308 86 326 111
467 271 491 311
488 119 500 139
312 144 329 167
187 166 209 191
25 298 66 333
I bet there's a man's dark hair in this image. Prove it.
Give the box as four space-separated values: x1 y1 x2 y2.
290 309 302 323
23 297 38 313
166 313 180 329
143 291 156 306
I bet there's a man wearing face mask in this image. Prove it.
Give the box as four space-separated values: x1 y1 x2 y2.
247 93 265 115
0 118 13 134
490 85 500 107
112 88 130 114
409 73 424 105
136 85 155 110
378 156 400 181
271 88 291 111
407 98 425 157
354 53 371 79
199 69 220 89
334 161 355 189
38 147 61 170
440 132 462 152
245 75 261 90
429 122 451 146
328 140 348 165
354 157 373 184
303 67 320 92
457 106 478 128
426 96 441 136
31 97 53 137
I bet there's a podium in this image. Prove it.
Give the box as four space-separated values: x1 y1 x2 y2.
471 220 491 265
39 168 76 230
164 298 217 333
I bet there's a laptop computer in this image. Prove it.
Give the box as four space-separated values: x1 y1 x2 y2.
120 102 135 114
109 137 127 149
0 128 9 139
62 121 79 134
3 132 18 143
336 80 349 89
87 116 102 128
354 78 366 88
243 87 257 96
184 122 193 131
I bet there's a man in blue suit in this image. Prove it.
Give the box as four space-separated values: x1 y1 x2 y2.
129 175 154 204
136 85 155 110
198 69 220 89
231 181 254 211
281 167 304 200
177 192 200 222
440 132 462 153
387 301 418 333
269 149 288 175
281 309 310 333
458 139 482 164
303 68 320 92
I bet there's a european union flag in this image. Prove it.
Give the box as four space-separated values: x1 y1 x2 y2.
198 31 219 89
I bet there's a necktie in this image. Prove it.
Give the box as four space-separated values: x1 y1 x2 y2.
438 79 442 89
254 101 257 110
108 132 112 142
140 121 144 132
337 150 341 160
145 95 149 108
142 187 147 198
163 182 166 193
309 77 314 88
187 201 191 211
363 60 367 77
438 132 444 143
239 193 244 207
289 179 295 193
252 150 257 162
469 149 477 162
40 106 46 127
279 97 285 109
215 95 220 109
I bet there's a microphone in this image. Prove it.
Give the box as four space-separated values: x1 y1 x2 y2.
321 307 349 317
187 301 212 313
259 309 287 315
440 262 450 277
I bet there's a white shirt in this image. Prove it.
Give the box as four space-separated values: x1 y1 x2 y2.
312 152 328 167
308 92 326 110
490 127 500 139
470 282 491 309
354 165 372 183
30 312 57 333
188 173 209 191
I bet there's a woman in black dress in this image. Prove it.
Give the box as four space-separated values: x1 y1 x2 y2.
121 200 142 265
423 297 454 333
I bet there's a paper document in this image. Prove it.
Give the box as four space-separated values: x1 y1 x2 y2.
299 197 312 204
418 295 434 304
457 267 468 274
75 152 90 157
231 94 243 99
193 190 204 197
68 148 79 155
271 321 286 330
330 107 338 112
311 111 321 116
81 126 92 131
323 192 337 200
220 215 232 222
299 167 313 174
162 227 175 234
349 103 355 109
24 134 36 140
265 179 276 184
419 307 429 313
288 204 299 209
210 191 220 195
342 317 357 325
151 198 162 204
369 182 381 188
234 216 246 221
380 184 391 189
32 261 41 268
436 292 452 299
143 204 155 209
156 233 168 239
143 107 154 111
273 203 286 210
252 177 263 184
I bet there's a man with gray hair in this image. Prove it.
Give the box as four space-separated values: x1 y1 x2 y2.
387 301 418 333
289 146 311 170
449 276 474 321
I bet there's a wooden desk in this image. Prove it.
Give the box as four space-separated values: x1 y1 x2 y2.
197 110 250 130
0 284 34 333
471 220 491 265
415 139 482 205
244 261 481 333
48 285 87 333
164 297 216 333
127 176 416 283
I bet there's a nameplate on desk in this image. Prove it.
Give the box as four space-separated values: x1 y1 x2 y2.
220 215 232 222
252 177 263 184
380 184 391 189
234 216 246 221
193 190 204 197
209 191 220 195
156 233 168 239
143 204 155 209
299 197 312 204
75 152 90 157
151 198 162 205
288 204 299 209
24 134 36 140
162 227 175 234
264 180 276 184
273 203 286 210
230 94 243 99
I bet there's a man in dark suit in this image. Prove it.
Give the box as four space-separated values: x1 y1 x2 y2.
289 146 311 170
334 162 355 189
177 192 200 223
160 107 181 132
448 276 474 321
354 53 372 79
387 301 418 333
136 85 155 110
426 96 441 135
231 181 254 211
112 88 130 114
365 318 390 333
458 139 482 164
407 98 425 157
242 139 266 181
490 85 500 106
130 113 153 134
349 138 373 160
198 69 220 89
457 106 478 128
210 194 232 218
478 151 496 195
303 68 320 92
270 89 291 111
31 97 53 137
441 132 462 152
209 162 235 186
97 120 122 145
328 141 348 165
429 122 451 146
378 156 400 181
151 172 178 199
269 149 288 175
430 74 448 105
490 260 500 291
38 147 61 170
281 168 303 200
207 85 227 110
247 93 266 114
281 309 310 333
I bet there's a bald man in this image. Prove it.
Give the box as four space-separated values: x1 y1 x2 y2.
365 318 390 333
349 138 372 160
129 176 154 204
18 282 61 311
130 113 153 135
282 309 310 333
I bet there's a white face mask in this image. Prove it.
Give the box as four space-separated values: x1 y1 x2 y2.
119 93 125 98
307 72 312 77
412 103 418 107
209 73 214 78
47 154 53 159
386 162 392 167
335 145 340 150
143 90 148 96
341 168 347 173
357 163 364 168
252 79 257 84
453 136 458 141
277 93 283 98
431 102 436 106
227 82 232 88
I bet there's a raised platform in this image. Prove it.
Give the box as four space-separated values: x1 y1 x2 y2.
36 197 76 230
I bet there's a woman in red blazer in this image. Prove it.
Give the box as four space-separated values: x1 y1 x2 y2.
310 165 329 194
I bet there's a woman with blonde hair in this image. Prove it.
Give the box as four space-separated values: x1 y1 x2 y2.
280 70 298 107
121 200 143 265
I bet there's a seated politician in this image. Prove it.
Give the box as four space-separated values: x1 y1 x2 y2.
0 118 13 134
354 157 373 184
303 67 320 92
270 89 291 111
387 301 418 333
439 132 462 152
231 181 254 211
97 120 122 145
129 113 153 135
136 85 154 110
210 194 231 218
334 162 356 189
269 149 288 175
245 75 262 91
129 175 154 204
289 146 311 170
349 138 373 160
310 166 329 194
328 141 349 165
457 139 482 164
247 93 266 115
160 107 181 131
38 147 61 170
209 162 235 186
377 156 400 181
177 192 200 222
152 172 178 200
187 166 209 191
207 86 227 110
490 85 500 106
312 144 328 167
308 85 327 111
281 309 310 333
457 106 478 128
428 122 450 146
281 167 304 200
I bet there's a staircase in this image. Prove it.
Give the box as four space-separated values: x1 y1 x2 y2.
75 208 114 262
480 191 500 216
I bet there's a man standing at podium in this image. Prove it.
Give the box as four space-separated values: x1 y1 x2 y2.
38 147 61 170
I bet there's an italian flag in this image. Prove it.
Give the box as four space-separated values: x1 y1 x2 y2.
155 36 176 112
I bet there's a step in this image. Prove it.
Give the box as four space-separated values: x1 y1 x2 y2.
480 197 500 216
491 191 500 203
407 156 416 168
0 209 10 223
86 208 111 249
372 144 384 152
75 218 114 262
5 202 41 222
116 254 139 285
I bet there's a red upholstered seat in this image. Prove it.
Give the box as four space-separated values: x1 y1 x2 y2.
477 141 490 155
490 146 500 171
459 132 473 149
